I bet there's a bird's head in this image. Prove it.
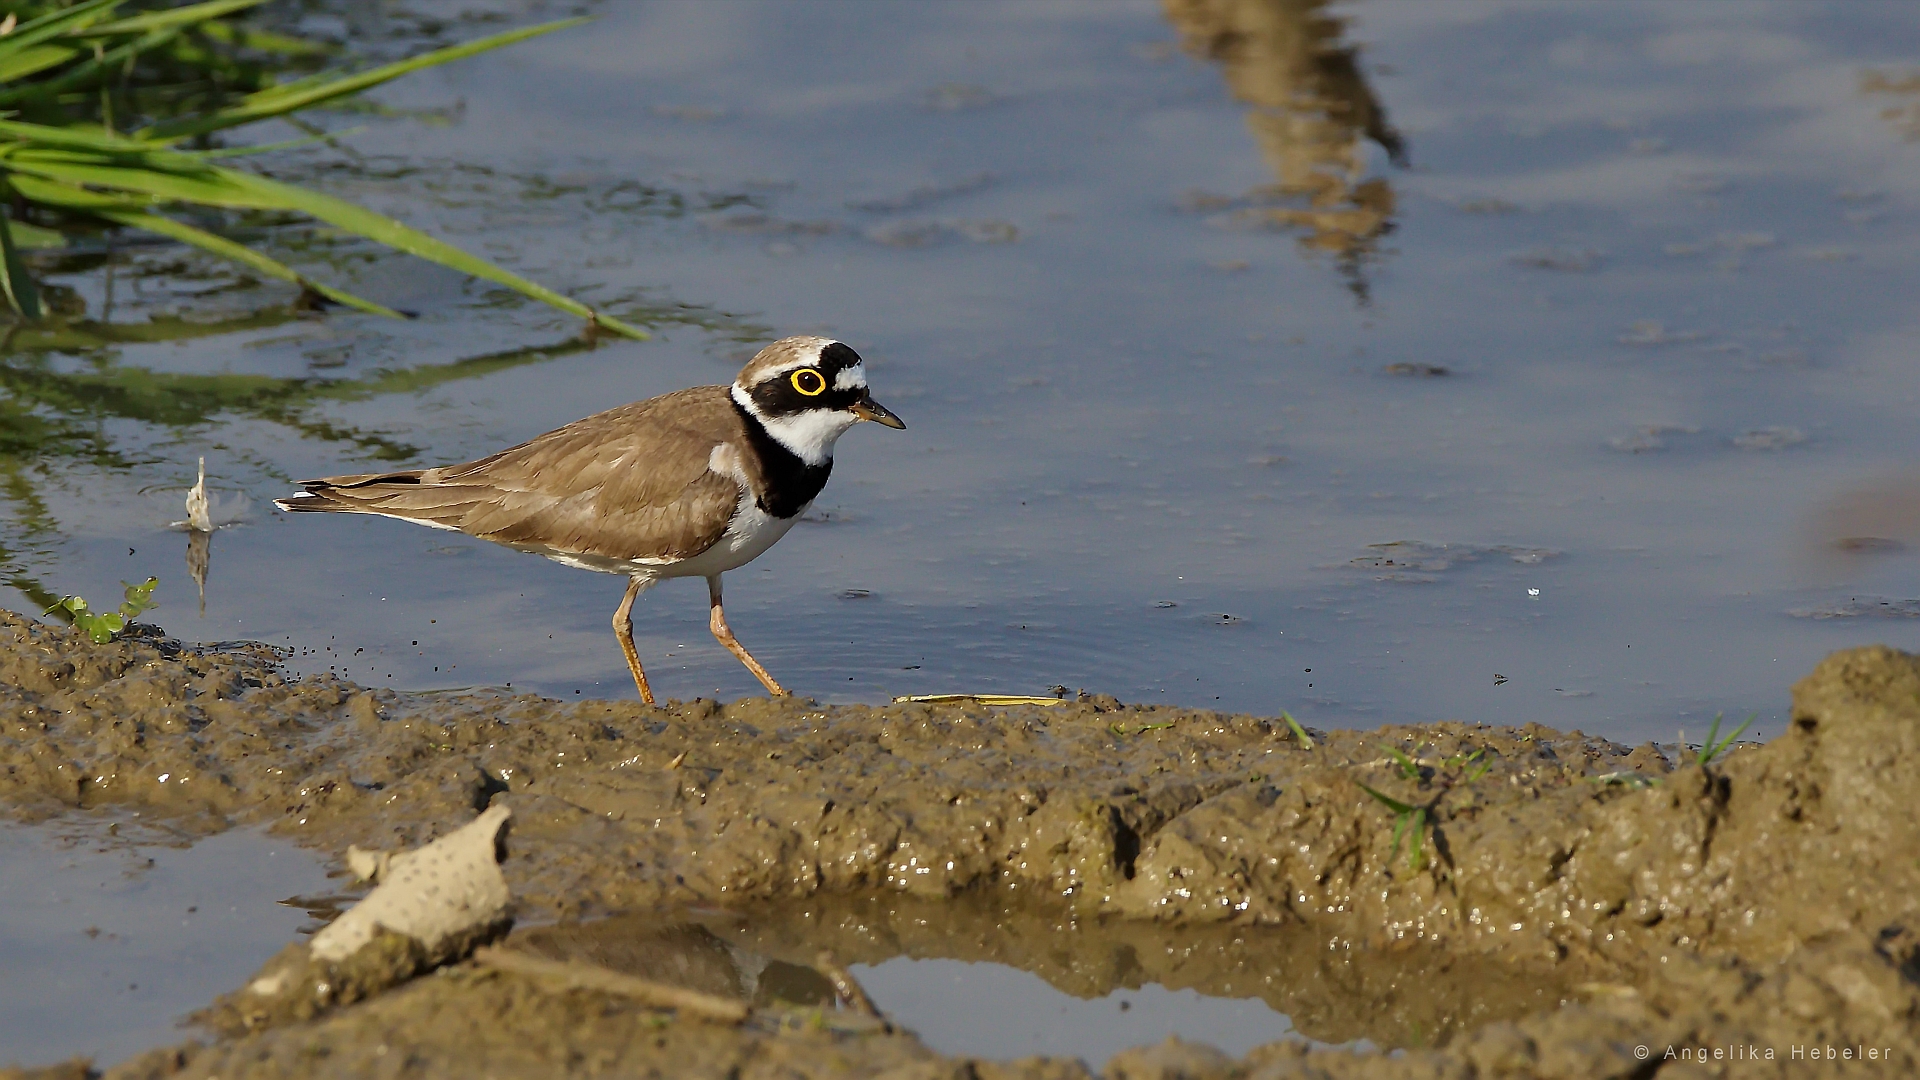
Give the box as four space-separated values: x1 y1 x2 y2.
731 337 904 465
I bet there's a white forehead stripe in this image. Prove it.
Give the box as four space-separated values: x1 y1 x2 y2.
833 364 867 391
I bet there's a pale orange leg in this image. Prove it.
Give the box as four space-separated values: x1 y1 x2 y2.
708 575 787 697
613 576 655 705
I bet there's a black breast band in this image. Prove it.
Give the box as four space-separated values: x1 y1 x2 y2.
731 401 832 519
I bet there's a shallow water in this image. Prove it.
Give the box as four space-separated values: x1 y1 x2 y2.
849 958 1312 1063
0 823 336 1066
511 892 1574 1065
7 0 1920 742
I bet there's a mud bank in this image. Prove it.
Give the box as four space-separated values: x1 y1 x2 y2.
2 608 1917 1078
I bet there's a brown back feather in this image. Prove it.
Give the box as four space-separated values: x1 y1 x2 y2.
291 386 748 562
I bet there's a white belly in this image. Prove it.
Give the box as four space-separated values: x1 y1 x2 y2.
654 494 803 579
530 491 804 581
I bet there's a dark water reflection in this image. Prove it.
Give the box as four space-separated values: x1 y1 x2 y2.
3 0 1920 746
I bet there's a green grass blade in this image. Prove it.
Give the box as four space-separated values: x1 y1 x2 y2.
91 208 406 319
0 43 87 84
198 126 367 158
0 26 183 105
0 206 44 319
1698 713 1724 763
1382 744 1419 780
196 20 330 57
4 171 157 211
2 154 269 208
1356 781 1415 815
1281 711 1315 750
4 218 67 249
6 151 644 335
137 17 589 141
0 0 123 62
1700 712 1756 766
0 116 159 151
210 165 647 336
74 0 269 38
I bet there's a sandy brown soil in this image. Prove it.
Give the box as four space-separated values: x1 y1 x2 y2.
2 608 1916 1078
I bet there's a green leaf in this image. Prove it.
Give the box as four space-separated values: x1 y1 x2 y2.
4 170 158 211
118 576 158 619
210 165 647 337
0 43 87 84
1697 712 1755 766
0 116 159 152
74 0 270 39
0 205 44 319
196 20 330 57
3 151 645 336
137 17 589 141
1356 781 1415 815
1281 711 1315 750
0 0 123 63
0 26 184 106
88 611 125 642
198 125 367 158
1381 744 1419 780
91 208 407 318
44 594 88 617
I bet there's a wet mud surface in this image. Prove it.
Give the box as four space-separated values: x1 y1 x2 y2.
3 608 1919 1077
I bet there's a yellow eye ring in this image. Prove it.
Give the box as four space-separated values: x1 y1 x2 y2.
790 368 826 396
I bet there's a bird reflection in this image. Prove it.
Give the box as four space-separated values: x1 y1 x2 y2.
1799 471 1920 582
1162 0 1406 302
187 526 210 616
180 457 212 615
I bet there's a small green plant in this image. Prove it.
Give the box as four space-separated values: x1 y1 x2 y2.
1588 770 1659 790
1109 720 1176 737
1694 712 1755 766
45 576 157 642
0 1 645 337
1381 744 1420 781
1281 711 1315 750
1357 781 1426 872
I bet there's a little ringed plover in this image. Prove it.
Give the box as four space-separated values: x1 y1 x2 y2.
276 336 904 702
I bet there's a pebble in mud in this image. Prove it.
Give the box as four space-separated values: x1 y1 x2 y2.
2 611 1918 1078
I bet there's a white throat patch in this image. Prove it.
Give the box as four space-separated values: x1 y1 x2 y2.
731 383 858 467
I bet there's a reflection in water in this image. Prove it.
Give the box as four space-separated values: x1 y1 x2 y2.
511 894 1580 1055
187 528 211 617
0 301 605 603
1798 471 1920 578
1863 69 1920 141
1162 0 1405 301
0 265 752 607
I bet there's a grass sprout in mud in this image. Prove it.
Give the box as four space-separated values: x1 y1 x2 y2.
0 1 642 337
1692 711 1757 767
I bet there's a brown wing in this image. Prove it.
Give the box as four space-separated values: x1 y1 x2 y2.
280 386 746 563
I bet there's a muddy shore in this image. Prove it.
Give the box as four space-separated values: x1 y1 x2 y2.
2 608 1916 1078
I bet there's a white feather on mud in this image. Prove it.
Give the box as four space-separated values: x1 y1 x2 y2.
204 805 514 1033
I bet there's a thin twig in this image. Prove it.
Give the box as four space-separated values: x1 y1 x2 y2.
815 950 883 1019
471 946 749 1024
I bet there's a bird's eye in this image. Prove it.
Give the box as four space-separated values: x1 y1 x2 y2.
790 368 825 396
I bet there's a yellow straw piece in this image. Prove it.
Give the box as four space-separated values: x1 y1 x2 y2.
892 694 1069 707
